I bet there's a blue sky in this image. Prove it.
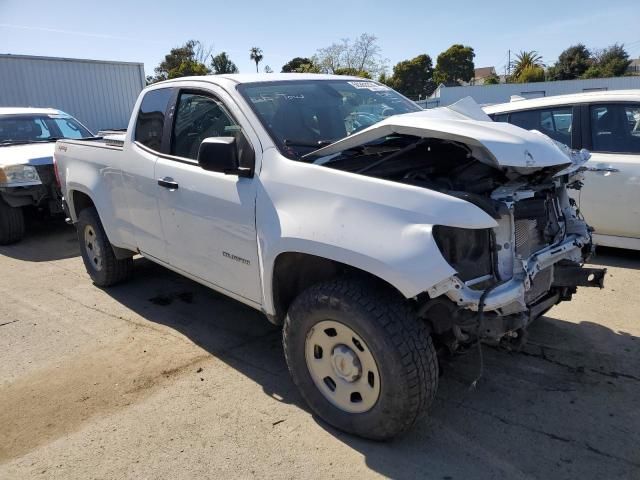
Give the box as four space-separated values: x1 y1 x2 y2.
1 0 639 77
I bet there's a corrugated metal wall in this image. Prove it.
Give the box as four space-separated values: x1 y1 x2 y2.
0 54 146 132
418 76 640 108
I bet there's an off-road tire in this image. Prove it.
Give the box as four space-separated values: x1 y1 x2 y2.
0 200 25 245
283 278 439 440
77 207 133 287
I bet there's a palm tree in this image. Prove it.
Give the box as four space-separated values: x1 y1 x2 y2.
510 51 545 82
249 47 263 73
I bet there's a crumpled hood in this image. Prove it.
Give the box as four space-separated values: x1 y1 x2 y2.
0 143 55 167
310 97 575 170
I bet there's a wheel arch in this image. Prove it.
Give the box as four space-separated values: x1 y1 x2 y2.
69 189 134 260
268 251 407 325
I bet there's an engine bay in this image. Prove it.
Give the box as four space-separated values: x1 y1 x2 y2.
315 134 606 348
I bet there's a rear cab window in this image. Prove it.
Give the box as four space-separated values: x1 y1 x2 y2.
134 88 173 151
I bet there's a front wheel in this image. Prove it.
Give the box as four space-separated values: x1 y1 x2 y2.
283 279 439 440
77 207 133 287
0 200 25 245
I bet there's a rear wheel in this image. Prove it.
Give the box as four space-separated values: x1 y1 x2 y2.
0 200 25 245
77 207 133 286
283 278 438 440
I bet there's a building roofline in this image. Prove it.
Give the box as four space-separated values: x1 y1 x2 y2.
0 53 144 68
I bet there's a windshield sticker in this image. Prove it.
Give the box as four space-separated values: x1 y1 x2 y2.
347 81 389 92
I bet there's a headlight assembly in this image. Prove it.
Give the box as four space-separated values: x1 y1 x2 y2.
0 164 42 186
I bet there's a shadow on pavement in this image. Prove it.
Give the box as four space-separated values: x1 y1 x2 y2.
101 257 640 479
591 246 640 270
0 216 79 262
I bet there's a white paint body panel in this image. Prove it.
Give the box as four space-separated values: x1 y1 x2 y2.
55 75 582 315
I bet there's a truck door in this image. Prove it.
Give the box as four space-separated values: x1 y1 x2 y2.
580 103 640 243
122 87 174 260
154 89 262 304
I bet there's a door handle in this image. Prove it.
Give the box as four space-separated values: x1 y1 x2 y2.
157 177 179 190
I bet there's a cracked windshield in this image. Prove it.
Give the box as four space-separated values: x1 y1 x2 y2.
239 80 421 158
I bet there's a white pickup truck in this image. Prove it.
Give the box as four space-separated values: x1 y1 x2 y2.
54 74 605 439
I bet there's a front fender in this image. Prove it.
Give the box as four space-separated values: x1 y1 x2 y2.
257 151 498 315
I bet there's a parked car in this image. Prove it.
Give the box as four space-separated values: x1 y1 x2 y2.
484 90 640 250
0 107 94 244
54 74 605 439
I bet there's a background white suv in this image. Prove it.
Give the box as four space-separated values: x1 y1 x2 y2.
485 91 640 251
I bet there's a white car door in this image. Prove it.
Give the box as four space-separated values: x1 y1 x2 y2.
120 87 174 260
154 89 262 304
578 103 640 246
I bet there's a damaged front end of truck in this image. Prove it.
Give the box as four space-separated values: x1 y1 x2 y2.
308 98 606 350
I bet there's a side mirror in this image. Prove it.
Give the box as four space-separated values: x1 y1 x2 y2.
197 137 252 177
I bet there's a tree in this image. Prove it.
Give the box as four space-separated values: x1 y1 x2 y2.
510 51 544 82
386 54 435 99
314 34 385 77
151 40 212 82
249 47 264 73
516 66 545 83
334 67 371 78
483 72 500 85
433 44 475 85
264 65 273 73
583 44 631 78
281 57 314 72
210 52 238 74
547 44 591 80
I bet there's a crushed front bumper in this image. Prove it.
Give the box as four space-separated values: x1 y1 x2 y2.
428 233 606 315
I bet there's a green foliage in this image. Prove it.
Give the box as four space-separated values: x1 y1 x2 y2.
249 47 264 73
151 40 211 82
586 44 631 78
281 57 313 72
515 65 545 83
386 54 435 99
210 52 238 74
298 62 322 73
334 67 371 78
483 73 500 85
547 44 590 80
433 44 475 85
511 51 544 82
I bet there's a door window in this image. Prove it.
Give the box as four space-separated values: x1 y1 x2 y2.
134 88 173 151
508 107 573 146
171 92 239 160
590 104 640 153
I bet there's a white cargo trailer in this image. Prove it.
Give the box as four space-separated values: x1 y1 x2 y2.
0 54 145 132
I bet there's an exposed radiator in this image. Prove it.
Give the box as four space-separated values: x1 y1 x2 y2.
526 266 554 304
515 219 541 258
